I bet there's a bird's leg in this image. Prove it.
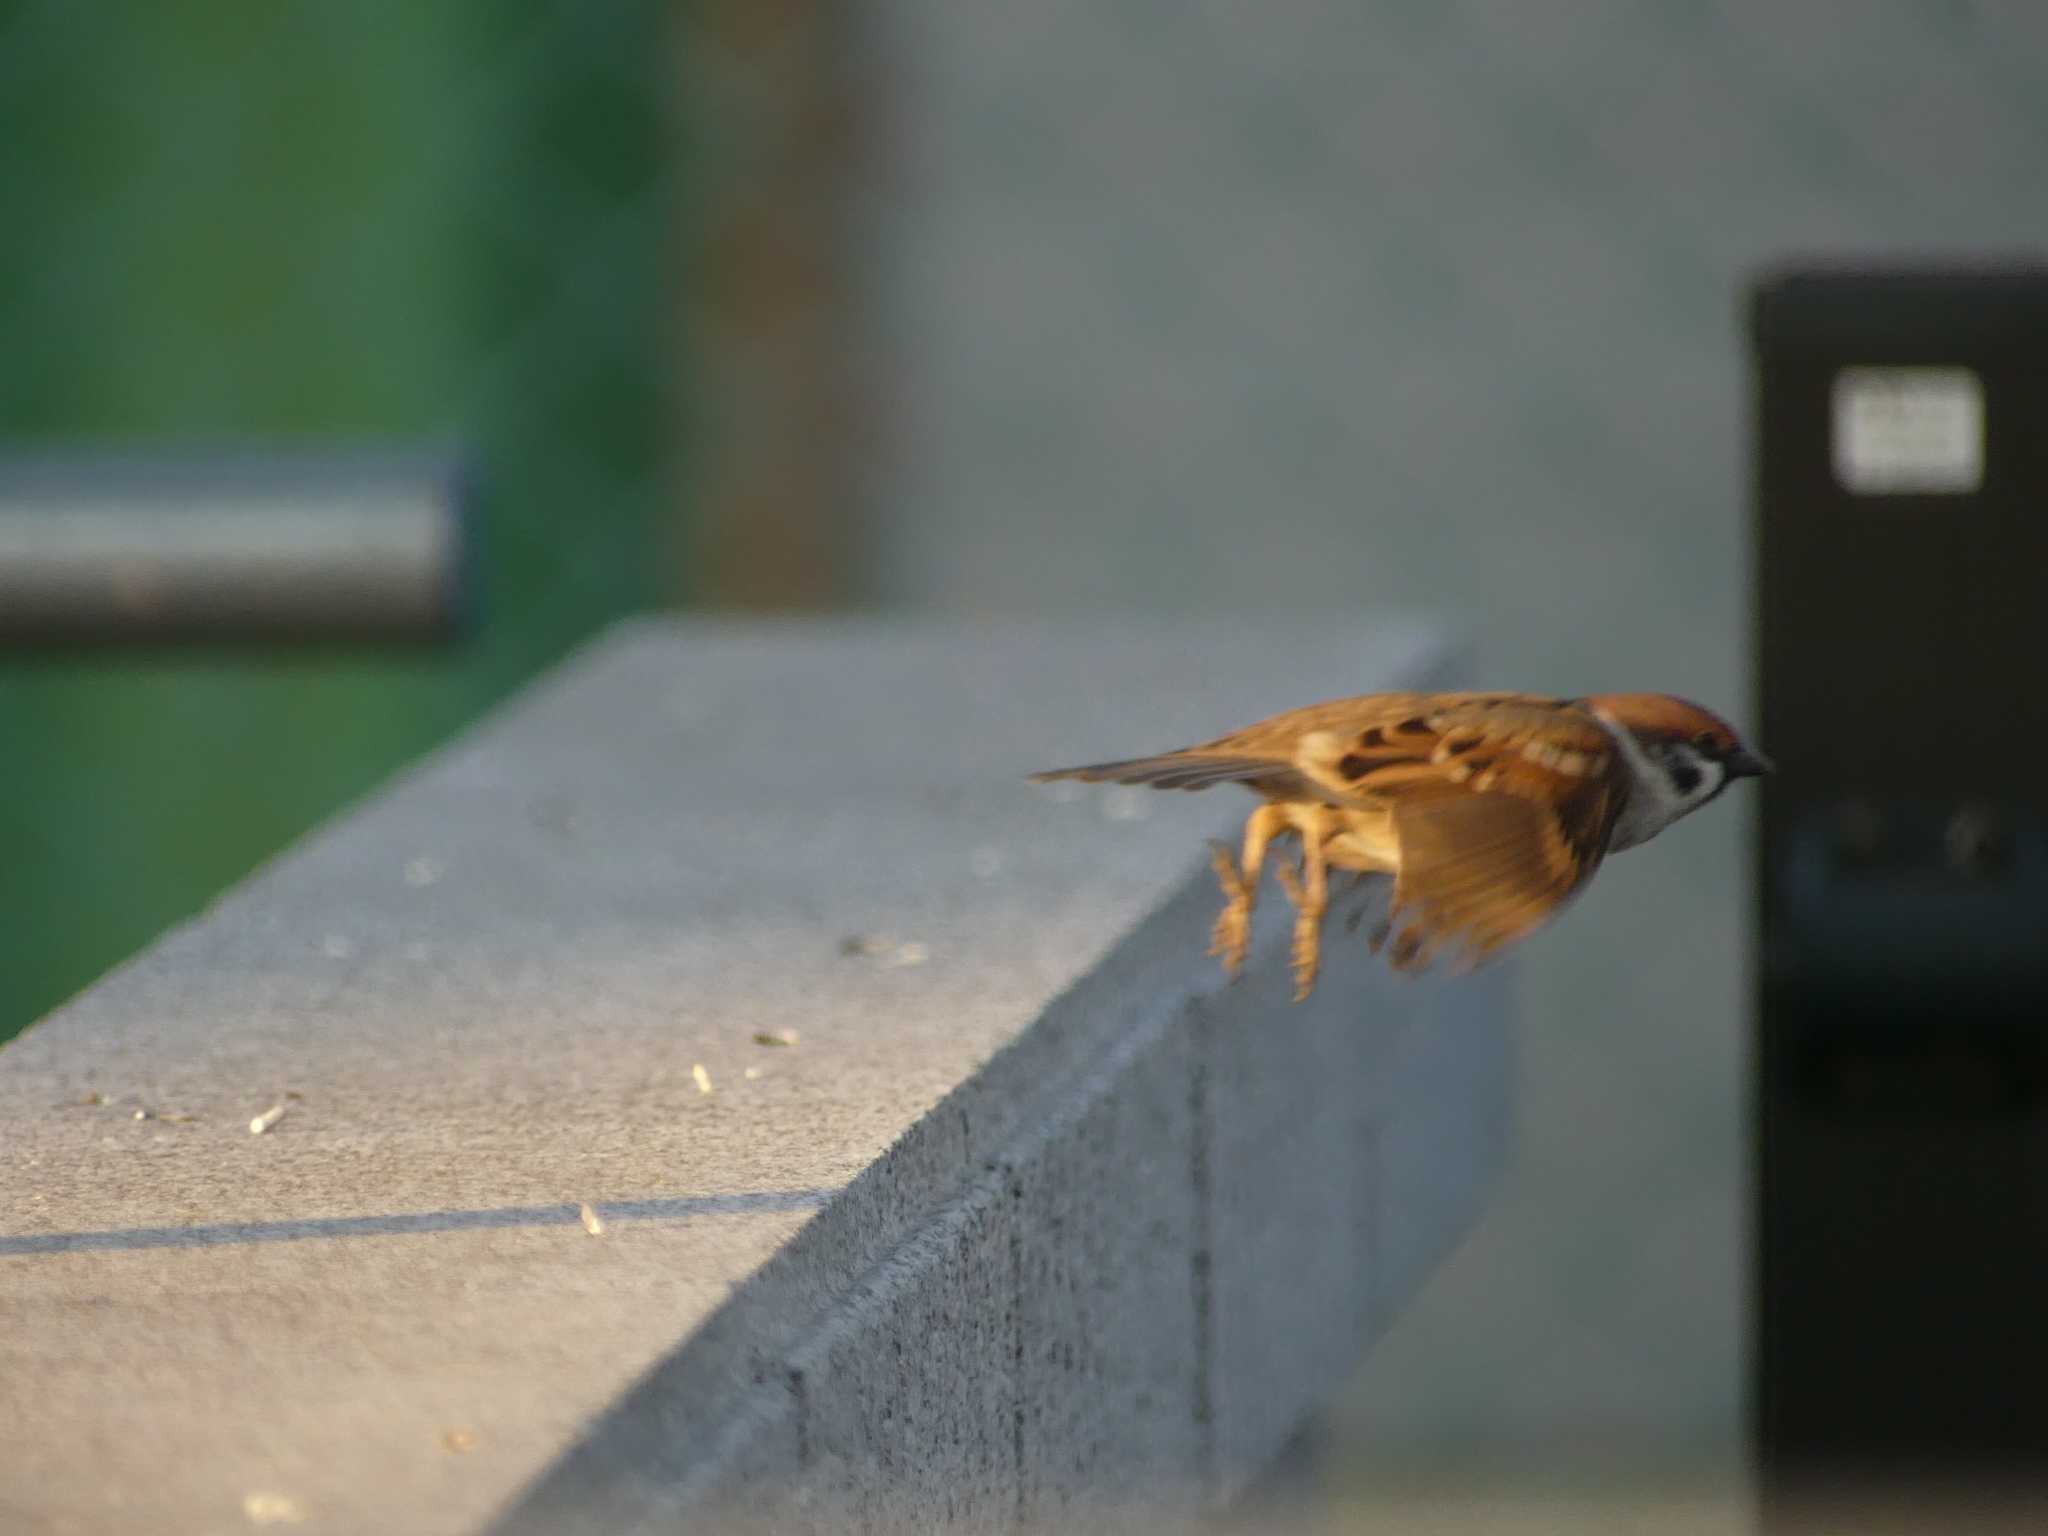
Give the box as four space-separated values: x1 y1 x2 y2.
1271 811 1332 1001
1207 803 1287 980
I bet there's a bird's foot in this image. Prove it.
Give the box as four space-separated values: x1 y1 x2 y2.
1207 841 1252 979
1272 861 1325 1000
1289 915 1323 1001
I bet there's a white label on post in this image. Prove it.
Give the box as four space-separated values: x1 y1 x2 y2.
1831 367 1984 495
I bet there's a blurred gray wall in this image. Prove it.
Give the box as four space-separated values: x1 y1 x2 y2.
843 0 2048 1468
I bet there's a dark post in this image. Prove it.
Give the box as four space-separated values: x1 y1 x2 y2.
1750 266 2048 1502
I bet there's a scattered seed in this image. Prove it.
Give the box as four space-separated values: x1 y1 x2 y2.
158 1112 199 1124
132 1108 149 1121
442 1427 479 1454
841 934 929 968
752 1029 799 1048
742 1066 762 1081
692 1063 713 1095
249 1103 289 1135
74 1092 104 1107
242 1491 306 1525
578 1203 605 1236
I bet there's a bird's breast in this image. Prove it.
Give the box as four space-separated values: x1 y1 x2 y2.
1324 805 1400 874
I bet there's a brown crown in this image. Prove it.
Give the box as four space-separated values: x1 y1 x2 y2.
1577 692 1747 753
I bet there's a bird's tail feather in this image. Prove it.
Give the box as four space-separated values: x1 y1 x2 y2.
1027 753 1277 793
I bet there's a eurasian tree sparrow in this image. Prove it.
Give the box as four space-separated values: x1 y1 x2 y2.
1033 691 1771 998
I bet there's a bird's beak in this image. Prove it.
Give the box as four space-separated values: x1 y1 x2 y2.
1726 747 1774 779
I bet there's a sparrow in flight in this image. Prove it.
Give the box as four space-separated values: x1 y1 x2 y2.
1031 691 1770 999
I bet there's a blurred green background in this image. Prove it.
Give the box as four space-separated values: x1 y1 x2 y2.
0 3 674 1041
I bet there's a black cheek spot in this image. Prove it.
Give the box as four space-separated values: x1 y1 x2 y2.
1337 753 1372 780
1669 761 1703 797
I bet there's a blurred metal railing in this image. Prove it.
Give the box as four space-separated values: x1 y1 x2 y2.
0 449 472 642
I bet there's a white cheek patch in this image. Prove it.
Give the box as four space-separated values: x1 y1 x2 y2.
1594 714 1688 851
1690 758 1728 806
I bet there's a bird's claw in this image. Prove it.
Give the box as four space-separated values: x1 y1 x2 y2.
1290 919 1321 1001
1210 905 1251 979
1271 858 1323 1000
1207 841 1251 979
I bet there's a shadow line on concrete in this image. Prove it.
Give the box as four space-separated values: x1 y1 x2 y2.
0 1188 839 1258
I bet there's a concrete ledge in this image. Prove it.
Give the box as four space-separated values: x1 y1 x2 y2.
0 616 1511 1534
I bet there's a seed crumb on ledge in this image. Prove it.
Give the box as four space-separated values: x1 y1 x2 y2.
249 1103 289 1135
838 934 929 968
242 1491 306 1525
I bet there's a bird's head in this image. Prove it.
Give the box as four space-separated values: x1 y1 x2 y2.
1577 692 1772 834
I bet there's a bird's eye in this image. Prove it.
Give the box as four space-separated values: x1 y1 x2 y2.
1692 731 1717 752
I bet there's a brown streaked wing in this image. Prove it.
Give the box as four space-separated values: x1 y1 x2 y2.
1242 693 1620 813
1028 692 1523 804
1380 760 1627 972
1192 692 1532 759
1304 694 1587 789
1030 692 1612 814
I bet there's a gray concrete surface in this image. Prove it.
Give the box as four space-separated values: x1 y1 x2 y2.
0 616 1510 1534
